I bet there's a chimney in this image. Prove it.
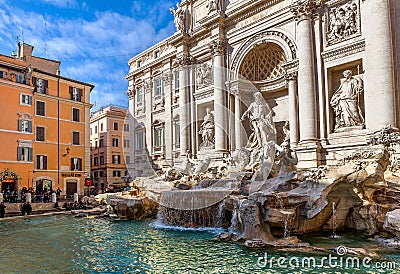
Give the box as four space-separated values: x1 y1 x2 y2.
17 42 23 59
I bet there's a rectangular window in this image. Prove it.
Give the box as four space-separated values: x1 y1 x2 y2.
124 124 129 132
112 155 121 164
36 126 45 141
99 139 104 148
100 171 105 177
0 71 4 78
113 122 119 130
154 50 160 58
94 171 98 178
94 157 98 166
70 87 82 102
125 155 130 164
175 122 180 148
36 101 45 116
18 120 32 133
123 139 130 148
17 147 32 162
71 157 82 171
112 170 121 177
95 125 98 134
20 94 32 105
155 127 163 147
36 155 47 170
35 78 48 94
16 74 24 84
137 87 143 105
72 131 80 145
112 138 119 147
72 108 80 122
174 71 180 92
100 155 104 165
135 131 144 150
100 123 103 131
154 78 162 97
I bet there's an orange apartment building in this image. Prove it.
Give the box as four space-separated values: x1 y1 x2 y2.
90 105 130 192
0 43 94 198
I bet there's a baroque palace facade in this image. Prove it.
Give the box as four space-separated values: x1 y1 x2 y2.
126 0 400 175
0 43 93 196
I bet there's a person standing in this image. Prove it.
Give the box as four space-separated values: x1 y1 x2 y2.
25 202 32 215
0 202 6 218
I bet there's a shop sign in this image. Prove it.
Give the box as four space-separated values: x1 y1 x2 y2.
61 173 82 178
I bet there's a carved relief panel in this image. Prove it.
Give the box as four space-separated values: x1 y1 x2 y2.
196 62 213 89
325 0 361 46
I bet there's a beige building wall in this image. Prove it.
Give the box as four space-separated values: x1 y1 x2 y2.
90 105 130 191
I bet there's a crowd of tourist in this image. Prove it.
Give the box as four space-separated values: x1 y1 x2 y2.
2 187 63 203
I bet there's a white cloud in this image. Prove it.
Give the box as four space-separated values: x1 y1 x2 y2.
0 1 175 111
40 0 77 8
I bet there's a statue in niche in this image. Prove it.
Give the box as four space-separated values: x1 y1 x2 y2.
170 4 185 32
196 63 212 88
207 0 220 14
241 92 274 150
198 108 215 150
241 92 275 170
327 2 359 44
330 69 364 131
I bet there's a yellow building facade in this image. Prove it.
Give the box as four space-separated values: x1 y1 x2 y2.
0 43 93 198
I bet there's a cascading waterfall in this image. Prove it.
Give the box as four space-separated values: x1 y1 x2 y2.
332 202 338 239
229 199 244 233
275 193 290 238
215 202 225 228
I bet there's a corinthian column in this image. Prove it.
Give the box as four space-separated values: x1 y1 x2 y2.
177 57 191 156
212 40 228 152
362 0 395 129
291 0 319 143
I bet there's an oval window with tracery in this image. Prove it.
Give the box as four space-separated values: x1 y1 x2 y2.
239 42 287 82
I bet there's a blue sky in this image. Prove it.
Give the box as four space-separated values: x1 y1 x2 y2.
0 0 175 111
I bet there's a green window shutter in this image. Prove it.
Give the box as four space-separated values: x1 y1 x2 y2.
28 121 32 133
28 148 32 162
44 156 47 170
28 95 32 105
17 147 22 161
18 119 22 131
78 88 82 102
32 77 37 91
69 87 73 100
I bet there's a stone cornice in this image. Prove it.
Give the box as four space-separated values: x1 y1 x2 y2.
194 86 214 101
321 40 365 62
125 51 175 80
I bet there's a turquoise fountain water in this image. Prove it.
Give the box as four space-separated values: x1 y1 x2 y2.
0 216 398 273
